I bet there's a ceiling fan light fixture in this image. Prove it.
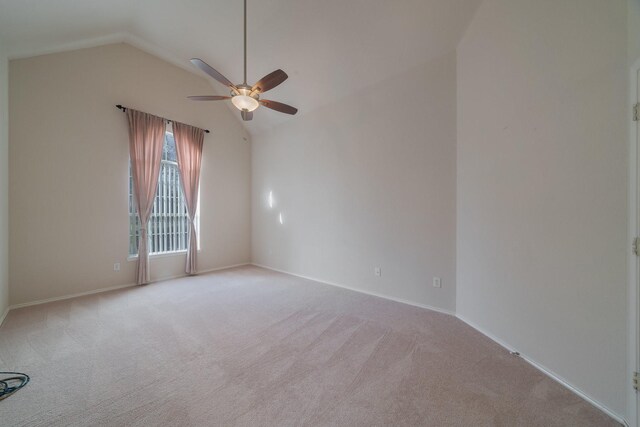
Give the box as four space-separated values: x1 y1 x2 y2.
232 94 260 112
187 0 297 121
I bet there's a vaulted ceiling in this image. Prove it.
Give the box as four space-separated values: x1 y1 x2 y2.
0 0 482 133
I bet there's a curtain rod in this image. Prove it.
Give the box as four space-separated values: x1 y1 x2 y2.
116 105 210 133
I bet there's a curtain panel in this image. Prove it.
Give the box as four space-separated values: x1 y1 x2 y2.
126 109 166 285
172 121 204 275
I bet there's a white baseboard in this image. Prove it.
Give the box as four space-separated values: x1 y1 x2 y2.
8 282 138 311
128 262 252 286
456 314 627 426
196 263 251 276
3 262 251 316
252 263 625 425
251 263 455 316
0 261 627 425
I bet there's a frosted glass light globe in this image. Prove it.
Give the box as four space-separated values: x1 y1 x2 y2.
232 95 259 112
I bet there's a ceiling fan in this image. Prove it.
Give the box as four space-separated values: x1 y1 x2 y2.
188 0 298 121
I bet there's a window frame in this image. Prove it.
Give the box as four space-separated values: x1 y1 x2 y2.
128 129 200 260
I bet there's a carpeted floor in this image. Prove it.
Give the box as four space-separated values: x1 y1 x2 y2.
0 266 618 426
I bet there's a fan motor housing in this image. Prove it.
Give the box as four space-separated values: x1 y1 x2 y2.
234 84 260 100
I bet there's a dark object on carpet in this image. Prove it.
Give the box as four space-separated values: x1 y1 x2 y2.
0 372 29 401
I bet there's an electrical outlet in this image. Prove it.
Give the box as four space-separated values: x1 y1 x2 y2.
374 267 381 277
114 263 121 272
433 277 441 288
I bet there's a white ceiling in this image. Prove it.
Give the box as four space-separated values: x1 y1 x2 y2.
0 0 482 134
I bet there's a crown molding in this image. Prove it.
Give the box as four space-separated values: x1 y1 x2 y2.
8 32 197 75
7 32 128 61
6 31 252 135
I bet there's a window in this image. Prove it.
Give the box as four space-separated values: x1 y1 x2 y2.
129 131 200 257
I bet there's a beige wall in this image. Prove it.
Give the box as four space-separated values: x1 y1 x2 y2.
4 1 634 417
630 0 640 64
456 0 627 418
0 41 8 316
9 43 251 305
252 52 457 312
629 0 640 422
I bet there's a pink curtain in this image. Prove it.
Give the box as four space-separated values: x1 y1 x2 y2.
173 122 204 274
126 109 166 285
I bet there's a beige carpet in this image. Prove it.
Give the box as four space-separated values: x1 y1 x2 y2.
0 266 618 426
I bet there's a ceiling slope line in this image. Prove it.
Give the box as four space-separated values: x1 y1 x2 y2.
7 31 254 133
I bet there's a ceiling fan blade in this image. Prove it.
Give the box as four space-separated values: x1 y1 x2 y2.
241 110 253 121
252 69 288 93
188 96 231 101
190 58 237 91
259 100 298 115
